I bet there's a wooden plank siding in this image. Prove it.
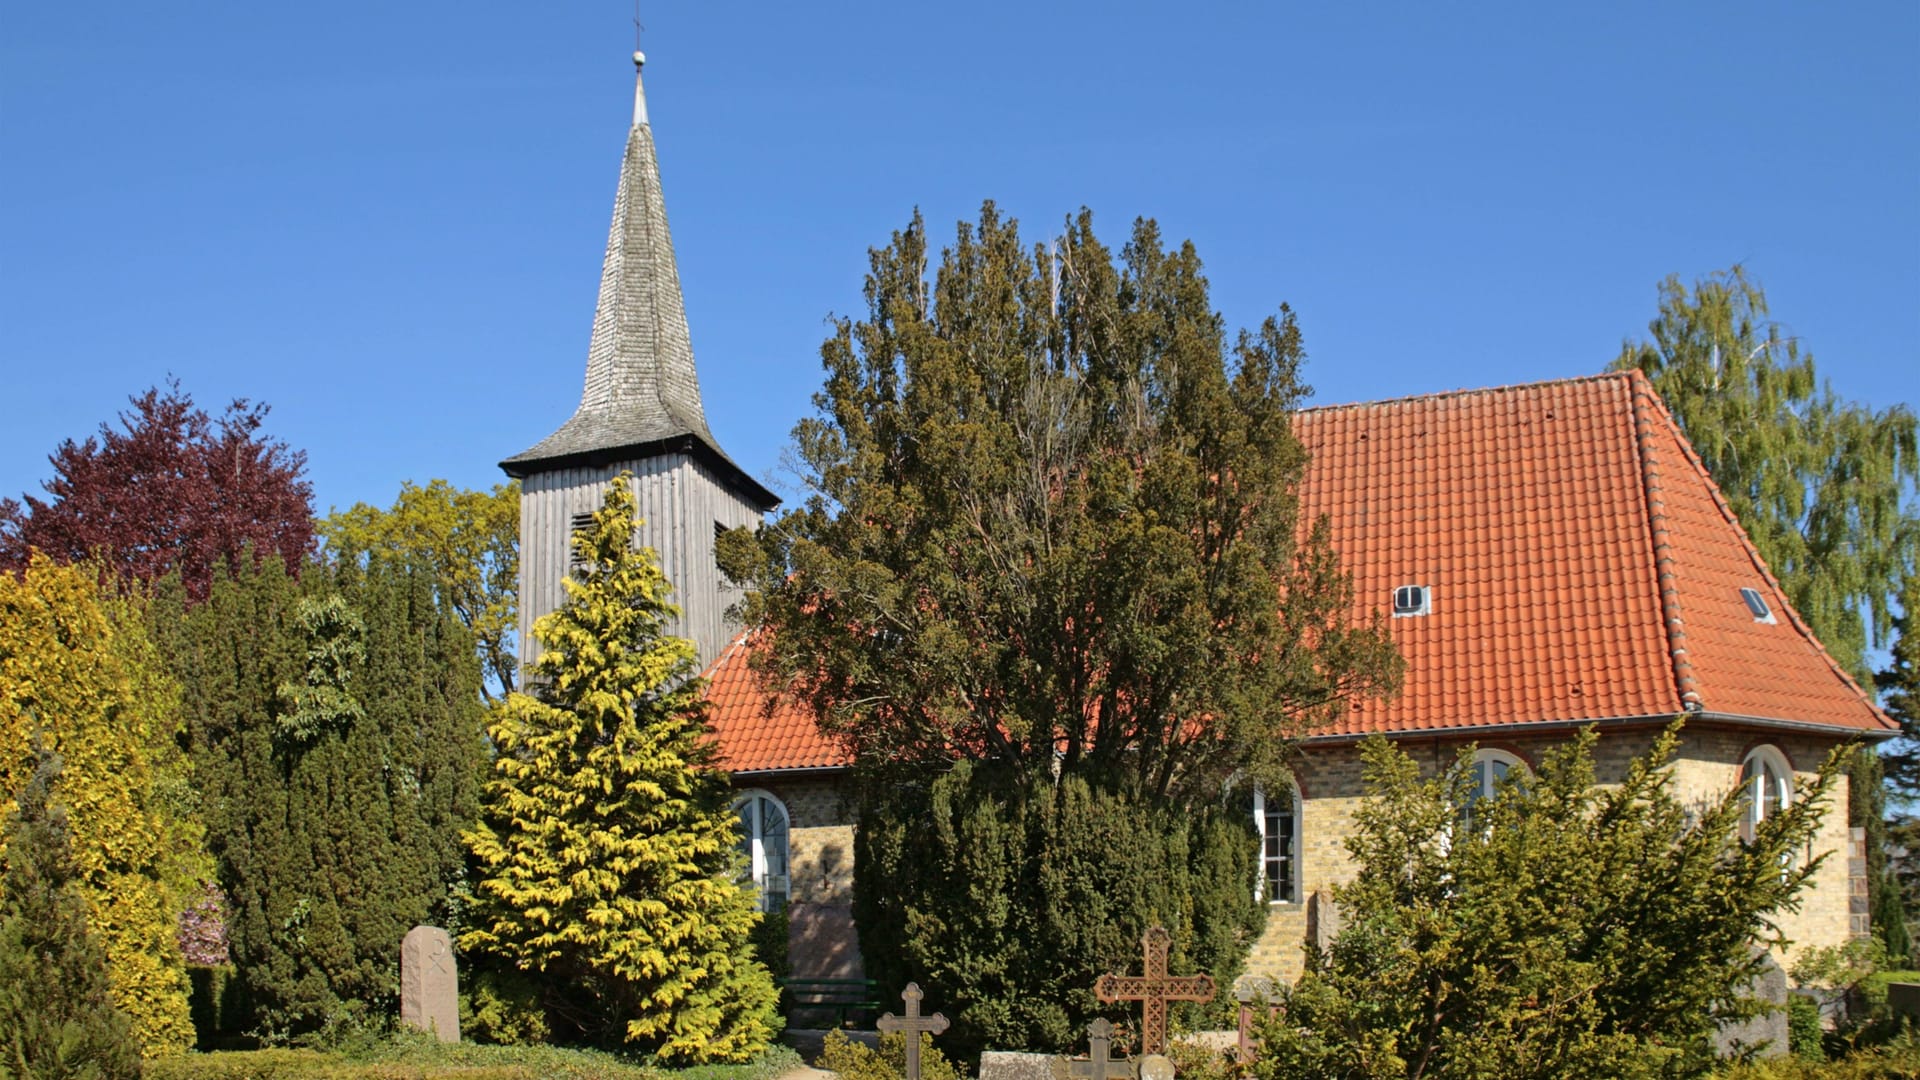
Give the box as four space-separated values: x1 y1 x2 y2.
518 454 763 675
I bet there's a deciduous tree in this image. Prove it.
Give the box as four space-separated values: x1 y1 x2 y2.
1256 725 1841 1080
320 479 520 702
463 476 777 1063
0 381 314 603
1612 267 1918 685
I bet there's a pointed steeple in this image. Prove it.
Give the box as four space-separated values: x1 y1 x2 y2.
502 53 769 508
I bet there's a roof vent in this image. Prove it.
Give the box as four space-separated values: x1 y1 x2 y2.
1393 585 1431 618
1740 587 1777 625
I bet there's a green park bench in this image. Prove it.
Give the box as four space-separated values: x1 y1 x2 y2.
778 977 884 1029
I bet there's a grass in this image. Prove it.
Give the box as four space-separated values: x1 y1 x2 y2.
145 1032 805 1080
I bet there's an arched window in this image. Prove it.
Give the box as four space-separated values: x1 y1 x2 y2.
1739 746 1792 845
1466 749 1525 804
1253 784 1301 904
732 790 789 913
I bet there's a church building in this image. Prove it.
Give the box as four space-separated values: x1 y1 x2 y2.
509 54 1894 991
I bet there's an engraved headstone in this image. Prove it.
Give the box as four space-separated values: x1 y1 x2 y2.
878 982 950 1080
1094 926 1215 1055
1888 982 1920 1021
1049 1018 1136 1080
1233 974 1276 1062
400 925 459 1042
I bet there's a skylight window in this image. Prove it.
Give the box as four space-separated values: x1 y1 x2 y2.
1740 587 1777 625
1393 585 1431 617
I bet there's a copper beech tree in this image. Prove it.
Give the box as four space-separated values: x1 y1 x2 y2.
0 381 313 602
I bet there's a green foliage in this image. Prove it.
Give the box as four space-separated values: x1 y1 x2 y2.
461 970 551 1046
155 552 488 1040
320 479 520 703
0 748 145 1079
143 1035 803 1080
1614 266 1919 686
1717 1031 1920 1079
0 556 200 1056
723 203 1401 799
1881 574 1920 959
816 1029 960 1080
749 908 790 985
462 476 778 1064
1788 995 1827 1062
856 759 1263 1059
1254 724 1841 1080
189 964 249 1051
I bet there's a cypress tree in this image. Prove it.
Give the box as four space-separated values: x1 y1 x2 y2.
0 748 144 1080
157 553 485 1039
462 476 778 1063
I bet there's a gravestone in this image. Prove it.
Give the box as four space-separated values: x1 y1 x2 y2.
400 925 459 1042
877 982 949 1080
1233 974 1277 1061
1094 926 1215 1055
1307 890 1342 953
978 1051 1055 1080
1888 983 1920 1022
1712 952 1787 1059
1049 1017 1135 1080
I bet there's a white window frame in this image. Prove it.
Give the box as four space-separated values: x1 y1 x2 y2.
1253 783 1301 905
1739 745 1792 844
732 790 790 913
1467 748 1525 803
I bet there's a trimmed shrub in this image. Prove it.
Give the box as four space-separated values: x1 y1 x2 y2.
854 759 1264 1060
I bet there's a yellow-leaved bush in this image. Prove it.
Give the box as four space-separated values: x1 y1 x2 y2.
462 476 779 1063
0 556 204 1056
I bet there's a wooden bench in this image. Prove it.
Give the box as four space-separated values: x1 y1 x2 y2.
779 977 884 1029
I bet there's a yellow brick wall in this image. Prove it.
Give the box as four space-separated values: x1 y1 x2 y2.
740 776 864 977
1243 726 1855 984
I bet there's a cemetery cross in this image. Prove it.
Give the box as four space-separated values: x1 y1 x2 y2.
1049 1017 1136 1080
877 982 950 1080
1094 925 1215 1055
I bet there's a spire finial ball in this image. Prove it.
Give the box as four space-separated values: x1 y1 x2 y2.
633 51 646 70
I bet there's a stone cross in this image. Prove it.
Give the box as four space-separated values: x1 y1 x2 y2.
400 925 459 1042
1049 1017 1135 1080
877 982 950 1080
1094 925 1214 1055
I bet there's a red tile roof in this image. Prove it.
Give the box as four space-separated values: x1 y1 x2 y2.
705 371 1890 772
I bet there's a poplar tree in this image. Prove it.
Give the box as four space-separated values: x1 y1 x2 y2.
463 476 777 1063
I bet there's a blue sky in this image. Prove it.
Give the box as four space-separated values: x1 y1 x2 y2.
3 2 1916 527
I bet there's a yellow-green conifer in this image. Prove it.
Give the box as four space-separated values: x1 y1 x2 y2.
0 557 198 1056
463 476 778 1063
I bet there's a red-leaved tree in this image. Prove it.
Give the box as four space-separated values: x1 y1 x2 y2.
0 382 314 602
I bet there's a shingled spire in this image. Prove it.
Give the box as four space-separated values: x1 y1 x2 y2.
503 51 775 675
502 51 760 494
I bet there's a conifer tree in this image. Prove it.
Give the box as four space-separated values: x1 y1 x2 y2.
1256 725 1841 1080
155 553 486 1038
0 749 143 1080
0 557 198 1056
463 476 778 1063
